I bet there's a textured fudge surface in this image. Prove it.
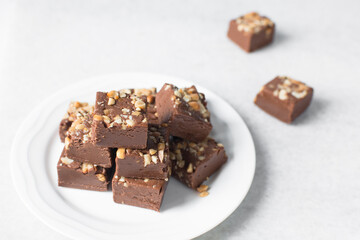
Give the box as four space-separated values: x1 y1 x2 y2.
112 174 168 212
156 83 212 142
254 76 314 123
170 137 227 189
115 126 171 179
91 89 148 148
227 12 275 52
59 101 94 142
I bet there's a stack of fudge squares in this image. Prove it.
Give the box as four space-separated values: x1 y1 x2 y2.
57 84 227 211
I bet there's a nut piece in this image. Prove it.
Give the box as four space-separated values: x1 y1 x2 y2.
197 185 209 193
108 97 116 105
158 142 165 150
75 124 85 130
189 101 200 111
103 115 111 124
60 157 74 165
149 149 157 155
144 154 151 167
93 115 103 121
187 163 193 173
96 174 106 182
199 191 209 197
64 137 71 149
81 163 94 174
158 149 164 162
190 93 199 101
126 119 135 127
291 90 307 99
116 148 126 159
278 89 288 100
135 100 146 110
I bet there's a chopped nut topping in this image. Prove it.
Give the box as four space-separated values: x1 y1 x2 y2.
149 149 157 155
126 119 135 127
187 163 193 173
199 191 209 197
93 115 103 121
158 150 164 162
235 12 273 34
64 137 70 149
158 142 165 150
74 101 82 108
75 124 85 130
177 160 185 168
123 182 128 187
197 185 209 193
151 155 158 163
188 101 200 111
60 157 74 165
291 90 307 99
103 115 111 124
81 163 95 174
119 176 125 182
144 178 149 182
278 89 288 100
108 97 116 106
117 148 126 159
103 109 110 115
144 154 151 167
271 76 310 101
96 174 106 182
217 143 224 147
135 99 146 110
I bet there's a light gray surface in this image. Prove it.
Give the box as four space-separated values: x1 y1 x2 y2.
1 0 360 239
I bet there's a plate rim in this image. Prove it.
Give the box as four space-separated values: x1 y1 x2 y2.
10 72 256 240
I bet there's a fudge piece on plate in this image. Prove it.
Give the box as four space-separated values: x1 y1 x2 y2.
156 83 212 142
170 137 227 189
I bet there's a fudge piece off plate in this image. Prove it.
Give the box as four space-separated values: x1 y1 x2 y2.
10 73 255 240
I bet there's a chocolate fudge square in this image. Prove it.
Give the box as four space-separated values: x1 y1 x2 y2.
170 137 227 189
64 109 113 168
254 76 314 123
156 84 212 142
115 126 171 179
112 174 168 212
227 12 275 53
59 101 93 143
57 149 112 191
91 89 148 148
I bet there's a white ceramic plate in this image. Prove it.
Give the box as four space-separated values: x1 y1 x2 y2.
10 73 256 240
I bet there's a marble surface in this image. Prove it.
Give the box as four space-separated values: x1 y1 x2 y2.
1 0 360 239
